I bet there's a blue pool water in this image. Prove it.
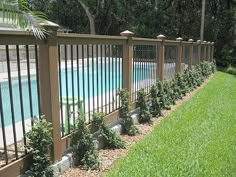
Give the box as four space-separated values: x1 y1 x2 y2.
0 61 156 126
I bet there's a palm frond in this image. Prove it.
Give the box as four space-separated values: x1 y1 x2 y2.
1 0 49 39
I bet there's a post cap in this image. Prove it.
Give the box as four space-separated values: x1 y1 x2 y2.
211 42 214 45
120 30 134 37
207 41 211 44
203 40 207 43
39 20 59 31
188 39 194 42
176 37 183 41
157 34 166 40
197 40 201 44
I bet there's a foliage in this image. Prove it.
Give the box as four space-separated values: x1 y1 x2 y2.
150 84 162 117
106 72 236 177
118 89 138 136
149 61 215 118
136 88 153 124
71 114 99 169
1 0 49 39
92 112 125 149
219 65 236 75
163 81 174 107
25 116 53 177
157 81 170 110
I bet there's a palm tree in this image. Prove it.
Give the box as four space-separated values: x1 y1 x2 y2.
1 0 48 39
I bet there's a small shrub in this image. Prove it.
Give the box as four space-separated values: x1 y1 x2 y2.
92 112 125 149
194 65 204 86
157 81 167 110
71 115 99 169
175 73 187 97
150 84 162 117
211 60 217 73
163 81 175 106
118 89 138 136
25 116 53 177
171 78 182 101
137 88 153 124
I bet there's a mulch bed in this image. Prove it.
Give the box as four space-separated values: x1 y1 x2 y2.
60 76 213 177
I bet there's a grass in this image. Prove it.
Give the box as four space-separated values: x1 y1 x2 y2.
218 65 236 75
106 72 236 177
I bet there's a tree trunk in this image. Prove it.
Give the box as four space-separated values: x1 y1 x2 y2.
77 0 96 34
200 0 206 41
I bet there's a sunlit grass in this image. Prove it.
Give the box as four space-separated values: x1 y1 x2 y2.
106 72 236 177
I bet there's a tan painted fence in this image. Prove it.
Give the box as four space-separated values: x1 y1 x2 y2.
0 27 214 177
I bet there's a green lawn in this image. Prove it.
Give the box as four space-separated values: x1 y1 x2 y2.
106 72 236 177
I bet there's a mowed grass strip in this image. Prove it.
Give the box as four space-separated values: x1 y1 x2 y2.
106 72 236 177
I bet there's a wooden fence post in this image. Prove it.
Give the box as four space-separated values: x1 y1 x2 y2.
207 42 211 61
120 30 134 101
157 34 166 81
38 22 62 162
197 40 201 64
203 41 207 61
211 42 215 61
176 37 183 73
188 39 194 68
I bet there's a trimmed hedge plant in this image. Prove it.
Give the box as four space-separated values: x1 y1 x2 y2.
118 89 138 136
26 116 53 177
71 115 99 169
136 88 153 124
92 112 125 149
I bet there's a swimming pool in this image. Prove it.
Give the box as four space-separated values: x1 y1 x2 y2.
0 61 157 126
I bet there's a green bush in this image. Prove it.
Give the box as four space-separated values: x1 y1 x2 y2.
25 116 53 177
118 89 138 136
71 115 99 169
92 112 125 149
136 88 153 124
150 84 162 117
175 73 187 97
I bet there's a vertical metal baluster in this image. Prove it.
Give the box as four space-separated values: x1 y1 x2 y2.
58 45 64 136
92 45 95 115
35 45 41 115
65 45 70 134
100 45 103 112
132 46 135 101
82 45 86 119
26 45 33 126
6 45 18 159
76 45 80 120
0 83 8 164
137 46 140 93
104 45 107 114
135 46 138 100
16 45 26 154
96 45 99 112
87 45 91 122
111 45 114 111
118 46 123 108
71 45 75 128
142 46 145 90
108 45 111 113
147 46 150 93
115 45 118 109
146 46 149 93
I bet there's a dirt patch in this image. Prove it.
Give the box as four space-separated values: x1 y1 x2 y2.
60 75 213 177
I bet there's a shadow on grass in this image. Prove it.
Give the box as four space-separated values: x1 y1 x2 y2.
217 66 236 77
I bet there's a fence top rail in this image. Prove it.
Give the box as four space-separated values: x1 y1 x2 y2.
0 30 44 45
57 33 127 45
0 30 33 36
